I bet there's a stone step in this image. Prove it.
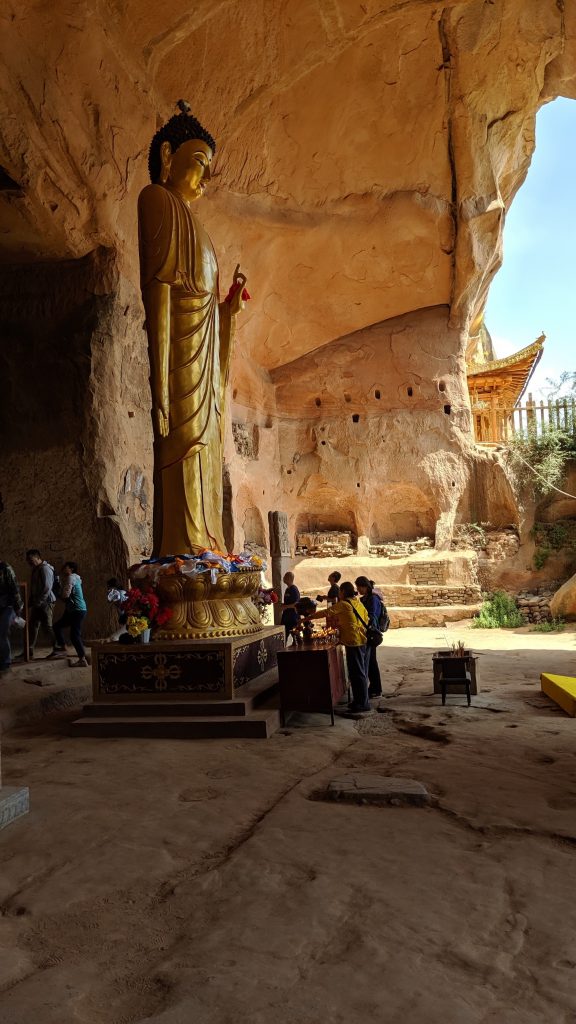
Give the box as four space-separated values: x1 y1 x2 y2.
71 708 281 739
81 675 278 719
389 604 482 628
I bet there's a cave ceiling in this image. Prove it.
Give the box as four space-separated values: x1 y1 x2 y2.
0 0 575 371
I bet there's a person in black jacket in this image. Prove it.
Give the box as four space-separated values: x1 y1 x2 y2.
16 549 57 658
355 576 383 698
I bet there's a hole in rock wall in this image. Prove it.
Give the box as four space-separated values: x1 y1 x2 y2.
295 512 358 554
370 485 436 543
375 389 381 400
352 414 360 423
407 387 413 397
438 381 446 392
242 506 267 553
315 397 321 407
444 404 451 415
344 393 351 403
0 165 23 192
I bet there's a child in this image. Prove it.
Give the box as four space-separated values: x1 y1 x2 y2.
106 577 128 641
316 571 341 606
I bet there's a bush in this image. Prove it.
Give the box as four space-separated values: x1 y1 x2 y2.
472 591 524 629
530 617 565 633
506 426 576 497
533 547 551 571
532 521 574 551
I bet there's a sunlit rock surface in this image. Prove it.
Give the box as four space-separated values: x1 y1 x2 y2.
0 0 574 627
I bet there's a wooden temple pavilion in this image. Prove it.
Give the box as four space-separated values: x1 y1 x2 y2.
467 334 545 444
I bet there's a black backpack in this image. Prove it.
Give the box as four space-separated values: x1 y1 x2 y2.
346 600 384 648
49 565 61 599
378 604 390 633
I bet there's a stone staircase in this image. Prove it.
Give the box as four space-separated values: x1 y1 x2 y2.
383 555 482 627
299 551 483 628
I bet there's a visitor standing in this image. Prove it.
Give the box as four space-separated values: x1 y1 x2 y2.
17 549 57 658
49 561 88 667
308 581 371 712
0 560 24 674
355 576 384 698
280 571 300 640
316 571 341 606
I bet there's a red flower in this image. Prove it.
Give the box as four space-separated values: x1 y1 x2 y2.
155 607 173 627
124 587 167 626
225 281 251 303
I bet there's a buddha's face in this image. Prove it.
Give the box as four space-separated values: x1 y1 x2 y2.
160 138 213 201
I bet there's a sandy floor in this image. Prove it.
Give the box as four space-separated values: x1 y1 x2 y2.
1 625 576 1024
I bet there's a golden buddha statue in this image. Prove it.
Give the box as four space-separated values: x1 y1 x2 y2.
138 100 247 557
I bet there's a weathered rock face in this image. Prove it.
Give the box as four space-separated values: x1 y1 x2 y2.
0 249 152 631
0 1 575 630
550 573 576 621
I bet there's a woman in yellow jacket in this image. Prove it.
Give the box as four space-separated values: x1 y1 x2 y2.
308 580 371 712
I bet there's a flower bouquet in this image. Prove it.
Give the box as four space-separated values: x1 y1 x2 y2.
252 586 278 620
123 587 172 640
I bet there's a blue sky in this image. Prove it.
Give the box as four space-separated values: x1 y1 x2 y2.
484 97 576 398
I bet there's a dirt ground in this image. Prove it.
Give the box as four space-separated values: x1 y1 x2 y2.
1 625 576 1024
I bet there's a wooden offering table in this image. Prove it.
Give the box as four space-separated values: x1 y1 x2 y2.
277 642 347 725
433 649 478 696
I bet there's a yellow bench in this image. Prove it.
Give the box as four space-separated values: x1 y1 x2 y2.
540 673 576 717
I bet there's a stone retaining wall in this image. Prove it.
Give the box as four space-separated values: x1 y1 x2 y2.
369 538 433 558
408 561 448 586
381 584 482 608
516 585 558 625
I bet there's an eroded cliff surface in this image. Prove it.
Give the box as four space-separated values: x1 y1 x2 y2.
0 1 574 625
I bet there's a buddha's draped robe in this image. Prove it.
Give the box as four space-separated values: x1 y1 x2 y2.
138 184 231 555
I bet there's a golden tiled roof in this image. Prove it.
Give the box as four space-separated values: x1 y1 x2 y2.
467 335 545 406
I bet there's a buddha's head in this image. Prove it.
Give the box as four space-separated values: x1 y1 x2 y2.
149 100 216 201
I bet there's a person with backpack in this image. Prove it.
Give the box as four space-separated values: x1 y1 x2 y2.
355 576 387 699
15 549 57 658
307 580 371 713
48 561 88 667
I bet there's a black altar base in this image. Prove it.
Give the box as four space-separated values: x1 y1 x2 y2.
72 627 285 739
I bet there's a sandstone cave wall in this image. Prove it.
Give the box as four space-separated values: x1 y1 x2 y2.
1 0 576 595
228 305 520 555
0 248 152 635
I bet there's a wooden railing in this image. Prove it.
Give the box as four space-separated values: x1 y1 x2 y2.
471 392 576 444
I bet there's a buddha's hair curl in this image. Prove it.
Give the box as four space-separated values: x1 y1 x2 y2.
148 100 216 183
